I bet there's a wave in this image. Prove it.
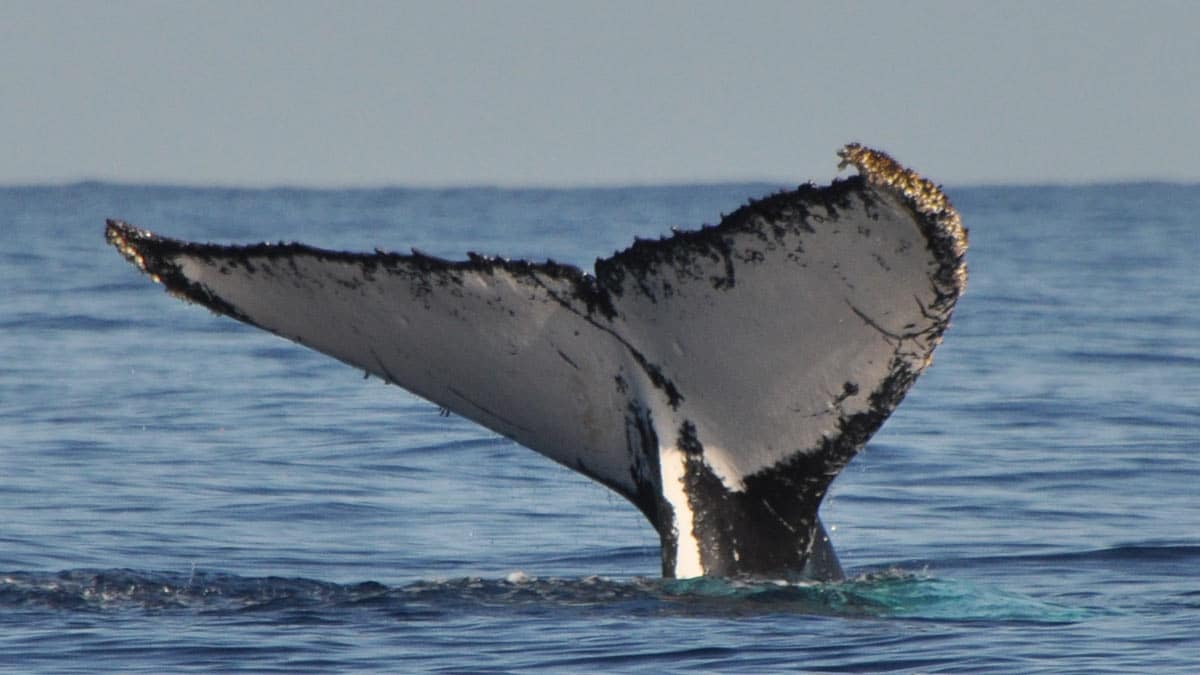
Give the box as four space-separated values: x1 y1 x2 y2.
906 543 1200 569
0 567 1086 623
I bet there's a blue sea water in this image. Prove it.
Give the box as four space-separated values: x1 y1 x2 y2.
1 179 1197 672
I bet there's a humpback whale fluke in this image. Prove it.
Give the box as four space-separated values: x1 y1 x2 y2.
106 145 967 581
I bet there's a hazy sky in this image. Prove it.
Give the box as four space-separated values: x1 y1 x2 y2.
4 1 1198 187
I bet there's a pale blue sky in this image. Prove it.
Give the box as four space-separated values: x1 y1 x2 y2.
4 1 1198 187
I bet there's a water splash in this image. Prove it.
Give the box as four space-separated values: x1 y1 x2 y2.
660 569 1087 622
0 568 1085 623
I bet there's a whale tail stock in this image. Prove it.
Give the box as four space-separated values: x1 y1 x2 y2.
106 145 967 581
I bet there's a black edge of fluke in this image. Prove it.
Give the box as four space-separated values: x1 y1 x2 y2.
105 218 616 320
837 143 968 299
106 219 258 325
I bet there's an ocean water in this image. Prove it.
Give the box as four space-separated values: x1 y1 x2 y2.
1 179 1197 672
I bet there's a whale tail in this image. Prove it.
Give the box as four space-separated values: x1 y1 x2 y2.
106 145 966 580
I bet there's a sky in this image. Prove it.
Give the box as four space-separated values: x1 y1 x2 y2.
3 1 1198 187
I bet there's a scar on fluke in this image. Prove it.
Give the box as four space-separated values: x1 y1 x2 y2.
107 145 966 581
